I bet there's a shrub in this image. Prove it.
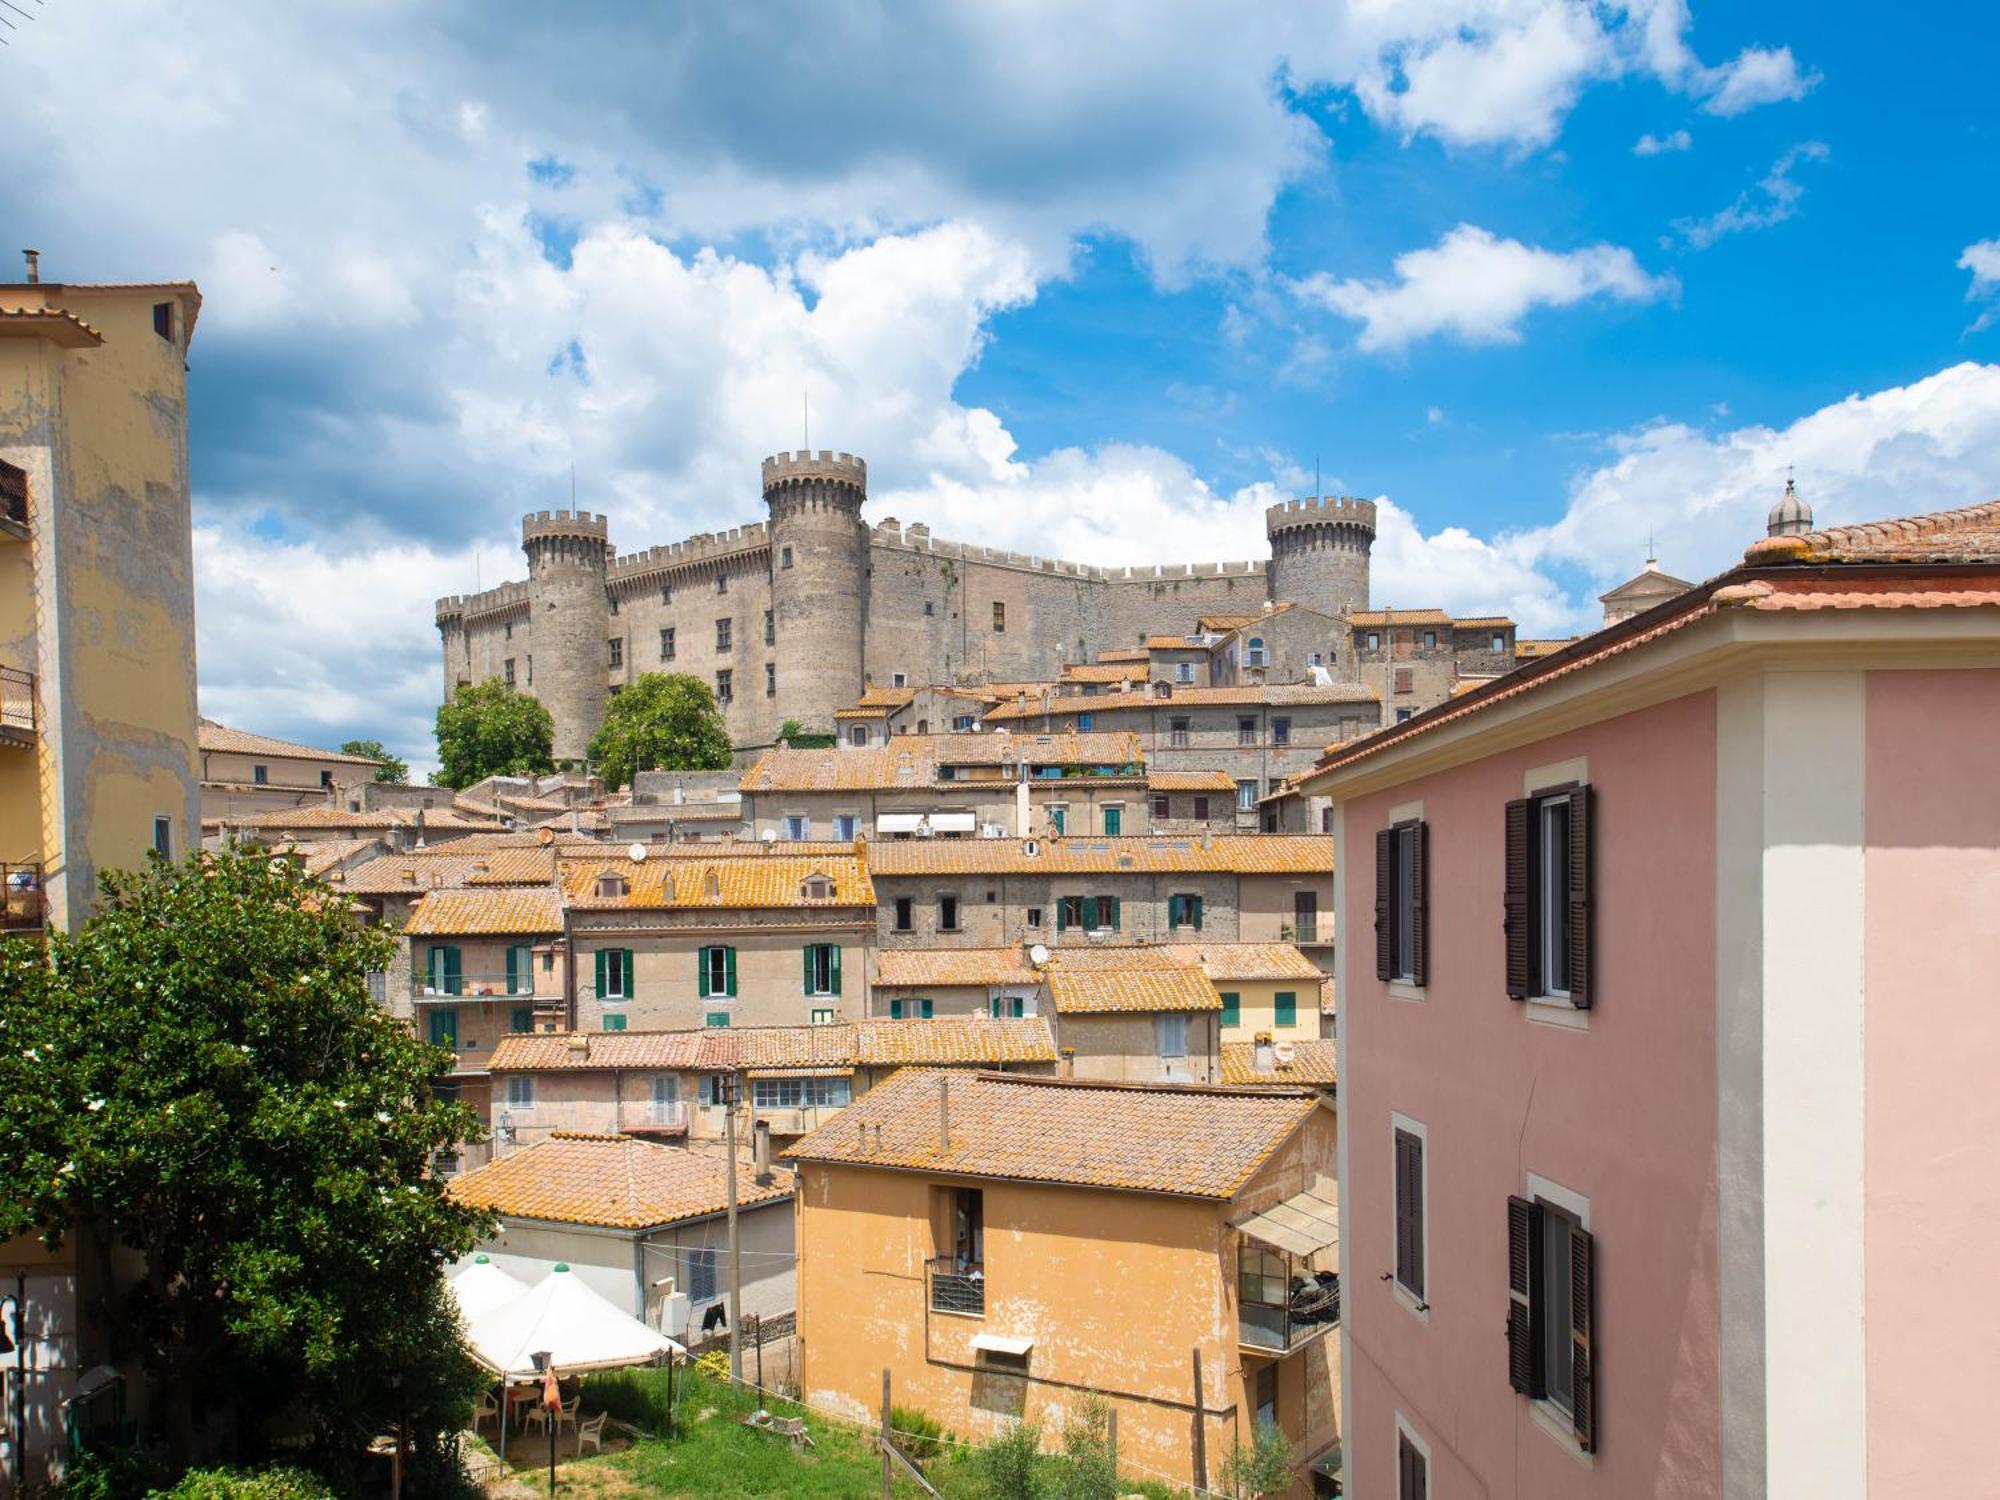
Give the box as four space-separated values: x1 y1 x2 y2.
154 1467 332 1500
890 1405 949 1462
1220 1420 1297 1498
56 1446 161 1500
976 1420 1043 1500
1051 1395 1116 1500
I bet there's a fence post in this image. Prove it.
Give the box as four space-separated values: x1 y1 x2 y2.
1191 1348 1208 1494
1107 1406 1118 1489
881 1367 893 1500
753 1313 764 1393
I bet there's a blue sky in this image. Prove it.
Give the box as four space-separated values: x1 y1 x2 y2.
5 1 1999 768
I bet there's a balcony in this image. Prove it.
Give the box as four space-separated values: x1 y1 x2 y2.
1240 1271 1339 1354
0 667 36 746
617 1099 689 1135
0 463 25 539
1280 916 1333 946
412 972 545 1000
2 863 46 936
928 1258 985 1317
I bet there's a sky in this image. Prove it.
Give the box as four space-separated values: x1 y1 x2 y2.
6 1 2000 772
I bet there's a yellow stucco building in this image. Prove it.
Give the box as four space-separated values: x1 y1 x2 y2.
0 259 202 933
790 1069 1341 1494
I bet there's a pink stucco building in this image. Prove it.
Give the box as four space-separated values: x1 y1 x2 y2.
1303 499 2000 1499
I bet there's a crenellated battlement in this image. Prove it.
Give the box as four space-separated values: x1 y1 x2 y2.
436 580 530 627
1106 559 1267 582
522 509 611 546
609 522 773 582
1265 495 1377 537
761 450 868 491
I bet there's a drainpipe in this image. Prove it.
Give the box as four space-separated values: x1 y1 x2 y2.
562 904 577 1030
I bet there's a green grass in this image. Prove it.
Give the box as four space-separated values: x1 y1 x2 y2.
563 1367 1185 1500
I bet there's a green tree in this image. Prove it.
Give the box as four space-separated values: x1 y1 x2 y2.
1050 1393 1117 1500
338 738 409 784
432 679 556 789
0 846 491 1482
587 672 733 790
1221 1420 1297 1497
976 1419 1044 1499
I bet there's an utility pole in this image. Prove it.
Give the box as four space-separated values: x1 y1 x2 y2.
1191 1347 1208 1494
723 1073 743 1381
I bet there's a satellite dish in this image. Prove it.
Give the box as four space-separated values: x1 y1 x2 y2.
1273 1041 1297 1065
1028 943 1050 968
628 842 647 862
760 828 778 843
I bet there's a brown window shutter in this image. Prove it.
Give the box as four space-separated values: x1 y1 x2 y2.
1410 820 1430 987
1503 798 1531 999
1566 785 1593 1008
1398 1433 1427 1500
1375 828 1395 981
1569 1222 1597 1452
1394 1129 1425 1297
1506 1195 1545 1397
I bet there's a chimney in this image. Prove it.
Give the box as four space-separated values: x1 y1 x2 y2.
1200 825 1213 851
570 808 582 836
937 1077 950 1152
753 1119 773 1185
22 249 39 285
413 806 427 848
1252 1034 1276 1075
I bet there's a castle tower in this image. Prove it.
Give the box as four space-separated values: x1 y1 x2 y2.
521 509 612 763
1266 494 1377 620
764 450 869 734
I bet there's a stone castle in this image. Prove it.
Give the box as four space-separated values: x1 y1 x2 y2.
436 450 1378 758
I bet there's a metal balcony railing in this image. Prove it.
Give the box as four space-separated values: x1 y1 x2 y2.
412 972 544 999
1240 1274 1340 1353
0 464 25 534
1280 917 1332 945
0 667 36 738
928 1258 985 1317
618 1100 689 1133
2 863 45 935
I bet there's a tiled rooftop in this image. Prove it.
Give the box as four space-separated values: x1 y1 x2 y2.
1045 964 1221 1014
786 1069 1320 1199
1221 1038 1338 1087
1061 662 1149 683
558 851 874 909
866 834 1334 877
447 1133 792 1229
1146 769 1237 792
487 1015 1057 1073
1346 608 1456 627
982 682 1377 721
197 719 385 764
1744 497 2000 566
740 741 938 792
403 887 563 936
935 731 1145 767
874 948 1043 988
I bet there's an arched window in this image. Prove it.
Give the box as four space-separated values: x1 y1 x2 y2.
1247 636 1267 668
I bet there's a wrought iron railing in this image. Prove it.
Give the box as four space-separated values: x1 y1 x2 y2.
2 863 46 934
0 666 36 736
929 1258 985 1317
412 971 542 998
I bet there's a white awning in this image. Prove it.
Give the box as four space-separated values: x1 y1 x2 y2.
465 1263 683 1376
928 812 977 832
972 1334 1034 1357
1233 1187 1339 1262
877 812 978 834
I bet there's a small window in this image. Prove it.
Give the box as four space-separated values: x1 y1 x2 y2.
1155 1014 1188 1059
810 1007 835 1025
1025 907 1042 928
1152 794 1169 818
1396 708 1413 723
1168 893 1204 930
832 814 857 840
894 897 914 932
1394 667 1414 694
716 618 733 651
1219 991 1240 1028
602 1013 628 1032
924 601 935 616
1492 633 1506 653
763 609 775 645
990 995 1025 1019
889 998 934 1020
1393 1125 1426 1301
1049 806 1066 835
705 1011 732 1028
1375 820 1427 985
850 724 869 746
505 622 513 640
1237 716 1256 746
992 602 1005 633
595 873 628 899
597 947 632 1000
319 770 334 788
716 571 728 594
782 815 809 840
1102 804 1122 835
938 894 959 931
688 1245 718 1303
780 545 794 569
504 657 516 686
609 595 620 616
1193 796 1209 821
253 764 269 785
1366 631 1382 651
660 627 676 661
503 1074 533 1108
1176 661 1193 683
1398 1429 1429 1500
716 669 732 704
892 672 908 688
804 942 840 996
1423 630 1438 650
510 1007 534 1034
608 637 624 668
1077 712 1093 732
1236 779 1257 811
1246 636 1266 667
698 944 737 998
525 653 533 684
151 816 172 859
1274 991 1298 1027
152 301 174 341
766 663 777 696
661 582 673 605
1272 716 1292 746
1169 716 1191 748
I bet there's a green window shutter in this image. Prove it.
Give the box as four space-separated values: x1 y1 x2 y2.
510 1007 533 1034
603 1013 627 1032
1275 991 1298 1027
1107 896 1120 930
698 947 711 999
989 998 1000 1019
1081 897 1098 930
427 947 442 991
891 1000 904 1020
1191 896 1203 931
724 946 737 997
621 950 635 999
802 944 814 994
921 999 933 1019
1168 895 1183 926
595 948 608 999
831 945 842 996
1056 901 1069 932
505 945 520 994
444 946 463 995
1221 992 1241 1028
706 1011 731 1029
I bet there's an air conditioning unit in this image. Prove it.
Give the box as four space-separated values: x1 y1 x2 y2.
655 1291 690 1337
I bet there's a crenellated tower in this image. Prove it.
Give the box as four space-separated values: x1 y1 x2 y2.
522 509 612 763
764 450 869 734
1266 495 1376 621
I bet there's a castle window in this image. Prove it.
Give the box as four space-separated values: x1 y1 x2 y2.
924 601 934 616
763 609 775 645
504 622 513 640
716 618 733 651
608 637 623 668
715 669 733 704
716 571 728 594
504 658 516 686
661 582 672 605
525 654 532 684
609 595 620 616
660 627 675 661
1247 637 1266 668
766 663 777 697
781 546 794 569
992 602 1005 633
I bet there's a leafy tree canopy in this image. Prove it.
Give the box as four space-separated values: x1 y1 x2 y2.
587 672 733 790
0 847 491 1480
432 679 556 789
338 739 409 784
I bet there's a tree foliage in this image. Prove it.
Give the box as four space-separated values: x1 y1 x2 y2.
586 672 733 790
0 846 491 1483
1050 1394 1117 1500
1220 1419 1297 1497
432 679 556 789
338 739 409 784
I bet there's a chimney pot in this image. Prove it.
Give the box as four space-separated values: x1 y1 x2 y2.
22 249 39 284
753 1119 773 1185
938 1076 950 1152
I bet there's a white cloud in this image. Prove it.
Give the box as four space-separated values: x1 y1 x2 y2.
1960 239 2000 335
1633 128 1692 156
1674 141 1829 250
1698 45 1818 116
1292 224 1676 353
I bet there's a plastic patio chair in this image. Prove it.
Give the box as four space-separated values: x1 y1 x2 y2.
575 1411 609 1455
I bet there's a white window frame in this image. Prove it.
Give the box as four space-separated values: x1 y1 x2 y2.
1389 1111 1430 1323
1155 1013 1189 1058
1523 1171 1596 1466
1393 1413 1432 1500
1236 779 1257 811
505 1076 534 1109
782 814 810 841
1537 797 1572 1001
601 948 631 1001
832 813 858 841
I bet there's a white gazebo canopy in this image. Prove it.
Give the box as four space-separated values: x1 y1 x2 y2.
465 1263 684 1378
448 1254 530 1321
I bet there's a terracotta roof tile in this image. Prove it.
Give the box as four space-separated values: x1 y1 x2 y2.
1061 662 1148 683
447 1133 791 1229
1346 608 1455 627
786 1070 1319 1199
1146 769 1236 792
983 683 1377 721
403 887 563 936
874 949 1042 988
559 852 873 909
1046 965 1221 1013
936 731 1144 767
866 834 1333 877
1221 1039 1338 1087
197 720 385 765
1743 498 2000 566
1094 650 1151 663
740 741 938 792
1037 942 1324 983
487 1016 1056 1073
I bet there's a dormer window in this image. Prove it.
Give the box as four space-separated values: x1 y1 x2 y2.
704 869 721 899
595 873 628 899
801 875 834 900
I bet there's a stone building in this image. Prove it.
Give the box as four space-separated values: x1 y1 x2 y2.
437 449 1380 759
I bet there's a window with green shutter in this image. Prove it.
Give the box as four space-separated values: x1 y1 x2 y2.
990 996 1024 1018
699 945 736 998
1275 991 1298 1027
804 943 842 996
602 1013 627 1032
505 944 533 995
510 1007 534 1034
428 946 464 996
428 1008 459 1048
704 1011 731 1028
1220 992 1241 1028
892 999 934 1020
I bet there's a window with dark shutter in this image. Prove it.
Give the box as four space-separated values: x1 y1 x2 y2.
1393 1128 1425 1299
1506 1195 1544 1396
1503 798 1532 999
1374 829 1395 981
1565 785 1593 1007
1507 785 1595 1008
1397 1431 1428 1500
1378 821 1430 985
1569 1221 1596 1451
1409 820 1429 986
1506 1193 1596 1451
